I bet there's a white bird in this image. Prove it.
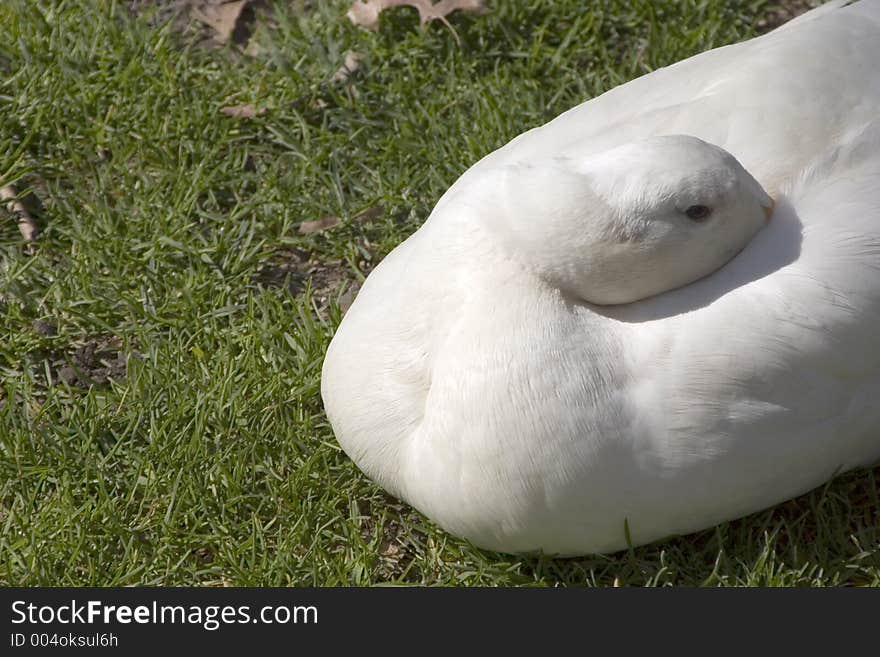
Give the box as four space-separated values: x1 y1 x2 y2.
321 0 880 554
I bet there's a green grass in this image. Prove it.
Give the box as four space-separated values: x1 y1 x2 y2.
0 0 877 586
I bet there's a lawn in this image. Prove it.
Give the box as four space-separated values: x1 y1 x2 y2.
1 0 877 586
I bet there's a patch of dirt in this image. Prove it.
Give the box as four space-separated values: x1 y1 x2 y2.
353 496 423 581
57 336 131 387
32 319 58 337
31 334 134 389
373 518 417 580
754 0 824 34
254 249 365 313
0 334 134 415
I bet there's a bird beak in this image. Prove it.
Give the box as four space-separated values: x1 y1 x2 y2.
763 198 775 223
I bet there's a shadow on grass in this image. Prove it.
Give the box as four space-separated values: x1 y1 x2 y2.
363 463 879 586
500 463 880 586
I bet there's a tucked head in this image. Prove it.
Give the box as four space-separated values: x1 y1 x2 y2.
469 135 773 304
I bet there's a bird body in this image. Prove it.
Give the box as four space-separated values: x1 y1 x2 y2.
322 0 880 554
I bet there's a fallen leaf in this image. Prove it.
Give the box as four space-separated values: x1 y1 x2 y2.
331 51 363 84
219 103 267 119
379 541 401 558
353 204 384 223
299 216 342 234
346 0 487 31
127 1 272 49
1 184 38 242
346 0 383 29
192 0 254 45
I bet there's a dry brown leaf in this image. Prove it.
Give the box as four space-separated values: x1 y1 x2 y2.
1 184 38 242
219 103 267 119
128 1 271 49
192 0 253 45
352 204 384 223
346 0 487 31
379 541 401 558
299 216 342 234
331 51 363 84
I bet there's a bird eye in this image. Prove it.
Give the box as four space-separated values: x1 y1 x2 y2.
684 204 712 221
